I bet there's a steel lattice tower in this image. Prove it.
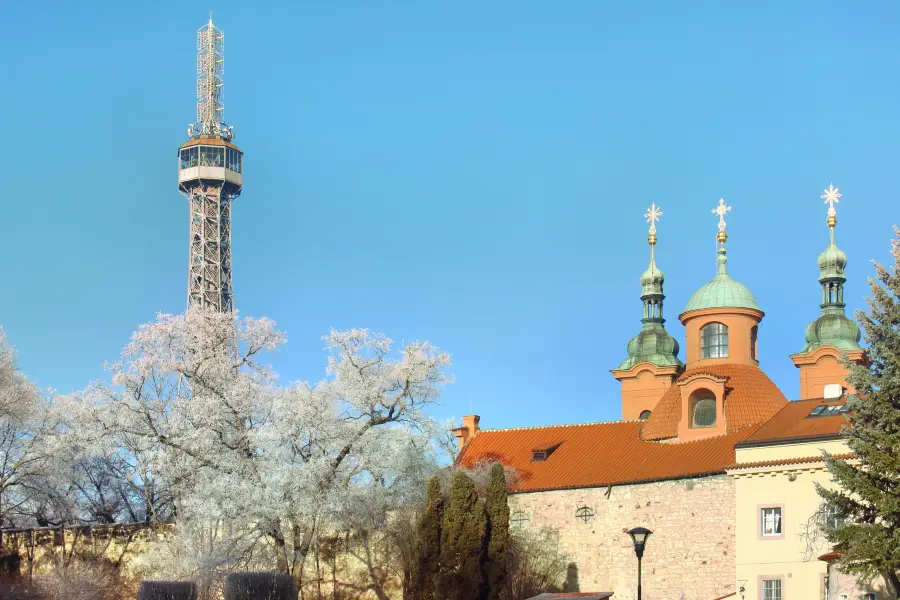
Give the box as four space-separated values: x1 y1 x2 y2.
177 16 243 312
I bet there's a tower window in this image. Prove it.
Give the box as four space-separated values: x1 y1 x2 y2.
199 145 225 167
700 322 728 359
750 325 758 361
639 410 651 421
690 391 716 428
180 146 198 169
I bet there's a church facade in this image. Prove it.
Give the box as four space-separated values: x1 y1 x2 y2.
454 191 888 599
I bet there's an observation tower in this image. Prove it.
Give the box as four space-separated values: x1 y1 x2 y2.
177 16 243 312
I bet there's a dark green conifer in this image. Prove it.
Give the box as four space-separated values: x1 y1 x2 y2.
484 463 509 600
439 471 486 600
817 227 900 598
411 476 444 600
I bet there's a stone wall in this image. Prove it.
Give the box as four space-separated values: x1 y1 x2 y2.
510 475 735 600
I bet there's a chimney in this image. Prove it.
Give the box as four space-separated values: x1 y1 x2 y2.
452 415 481 450
823 383 844 401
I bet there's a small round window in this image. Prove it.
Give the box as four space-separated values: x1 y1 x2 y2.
691 393 716 428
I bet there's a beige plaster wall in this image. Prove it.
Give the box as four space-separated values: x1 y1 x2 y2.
732 443 883 600
510 475 736 600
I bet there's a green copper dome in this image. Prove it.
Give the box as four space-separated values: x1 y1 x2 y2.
818 242 847 280
640 259 664 296
801 310 861 353
618 323 682 370
683 247 760 313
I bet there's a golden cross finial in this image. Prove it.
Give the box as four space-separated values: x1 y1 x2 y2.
821 184 841 218
644 203 662 236
712 198 731 232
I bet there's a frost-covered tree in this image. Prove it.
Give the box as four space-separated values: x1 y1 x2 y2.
0 328 61 529
77 308 451 585
818 226 900 598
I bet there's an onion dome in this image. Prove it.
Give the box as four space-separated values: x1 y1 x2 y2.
640 259 665 296
802 312 861 352
817 240 847 280
618 204 683 370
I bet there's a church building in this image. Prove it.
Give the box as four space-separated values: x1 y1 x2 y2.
455 189 888 599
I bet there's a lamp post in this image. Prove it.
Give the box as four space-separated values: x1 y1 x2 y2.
628 527 653 600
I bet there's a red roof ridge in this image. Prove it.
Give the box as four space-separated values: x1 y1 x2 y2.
656 423 763 446
727 452 854 471
479 419 634 433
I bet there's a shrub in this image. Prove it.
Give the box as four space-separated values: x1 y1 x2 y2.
33 556 128 600
224 572 297 600
137 581 197 600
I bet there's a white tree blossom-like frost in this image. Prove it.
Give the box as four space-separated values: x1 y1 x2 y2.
76 308 452 581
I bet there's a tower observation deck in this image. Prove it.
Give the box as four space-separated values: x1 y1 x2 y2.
178 16 243 312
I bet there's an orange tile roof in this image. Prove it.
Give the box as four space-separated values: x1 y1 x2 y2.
727 453 853 471
641 364 788 441
457 420 763 492
740 398 848 445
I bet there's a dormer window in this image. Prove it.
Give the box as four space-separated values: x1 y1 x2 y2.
701 322 729 359
690 391 717 428
531 443 561 462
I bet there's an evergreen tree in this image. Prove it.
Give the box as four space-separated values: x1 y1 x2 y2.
411 476 444 600
818 227 900 598
484 463 510 600
439 471 486 600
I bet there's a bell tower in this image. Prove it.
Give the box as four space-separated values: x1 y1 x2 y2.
791 185 865 398
611 203 683 421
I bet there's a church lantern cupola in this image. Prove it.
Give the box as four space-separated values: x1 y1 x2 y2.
679 199 764 370
791 185 865 399
612 204 683 421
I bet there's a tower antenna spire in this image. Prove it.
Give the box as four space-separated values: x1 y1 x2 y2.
187 15 233 140
178 17 244 313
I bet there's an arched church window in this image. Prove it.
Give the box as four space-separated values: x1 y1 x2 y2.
701 322 728 359
690 391 717 428
751 325 758 361
639 410 651 421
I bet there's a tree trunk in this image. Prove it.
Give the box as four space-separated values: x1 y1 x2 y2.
885 570 900 600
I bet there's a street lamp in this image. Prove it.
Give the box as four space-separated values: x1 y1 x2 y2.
628 527 653 600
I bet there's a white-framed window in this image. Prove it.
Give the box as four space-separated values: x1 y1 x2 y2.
861 594 875 600
838 595 848 600
761 578 782 600
761 507 782 537
822 503 844 530
701 322 729 358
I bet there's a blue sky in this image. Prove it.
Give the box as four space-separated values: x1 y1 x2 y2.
0 1 897 429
